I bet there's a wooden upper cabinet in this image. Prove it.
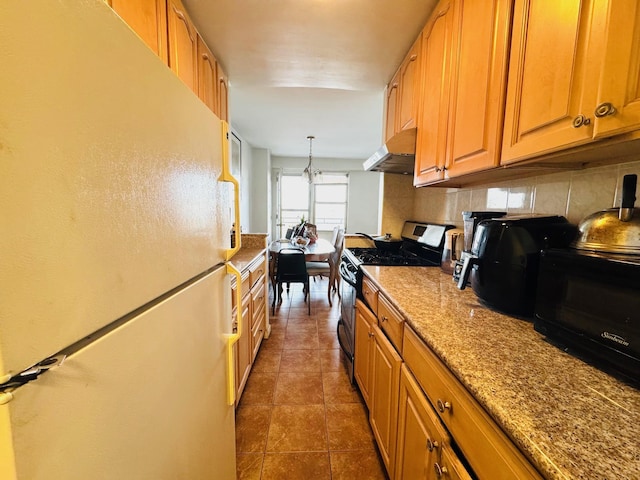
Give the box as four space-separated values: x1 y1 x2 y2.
501 0 608 164
593 0 640 138
444 0 512 178
398 37 422 132
167 0 198 95
218 64 229 123
196 33 219 115
384 70 401 141
108 0 168 63
414 0 455 187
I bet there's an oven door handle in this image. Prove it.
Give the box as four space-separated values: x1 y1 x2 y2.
339 262 357 287
336 319 354 361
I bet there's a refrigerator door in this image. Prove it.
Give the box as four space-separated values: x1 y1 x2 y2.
0 1 233 377
0 266 235 480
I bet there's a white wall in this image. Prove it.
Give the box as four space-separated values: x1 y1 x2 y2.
249 147 271 233
270 155 382 235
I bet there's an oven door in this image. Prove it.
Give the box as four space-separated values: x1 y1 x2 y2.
338 260 357 383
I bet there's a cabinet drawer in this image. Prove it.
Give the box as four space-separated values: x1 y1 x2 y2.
362 275 378 315
251 304 265 361
403 326 541 480
249 255 266 288
377 294 403 352
231 273 251 310
250 277 266 326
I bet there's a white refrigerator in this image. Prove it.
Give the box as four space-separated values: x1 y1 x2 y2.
0 1 241 478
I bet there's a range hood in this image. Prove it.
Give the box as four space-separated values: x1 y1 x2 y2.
363 127 416 175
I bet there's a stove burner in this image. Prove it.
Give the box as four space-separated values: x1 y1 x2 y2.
347 247 439 267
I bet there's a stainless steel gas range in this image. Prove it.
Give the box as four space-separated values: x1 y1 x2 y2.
337 221 454 382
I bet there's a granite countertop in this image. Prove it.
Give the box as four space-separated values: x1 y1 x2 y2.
361 266 640 480
230 234 268 273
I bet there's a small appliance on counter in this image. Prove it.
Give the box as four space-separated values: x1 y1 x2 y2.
457 215 577 316
454 211 506 283
441 228 464 274
535 175 640 383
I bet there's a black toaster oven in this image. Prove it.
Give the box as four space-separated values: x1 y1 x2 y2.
534 248 640 384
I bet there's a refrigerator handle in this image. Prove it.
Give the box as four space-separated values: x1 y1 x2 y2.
221 121 241 261
225 262 243 406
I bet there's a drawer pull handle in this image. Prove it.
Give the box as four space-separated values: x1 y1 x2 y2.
381 315 388 322
426 438 439 452
594 102 616 118
434 462 448 478
572 114 591 128
437 399 451 413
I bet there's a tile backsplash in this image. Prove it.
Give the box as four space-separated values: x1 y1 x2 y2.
410 159 640 227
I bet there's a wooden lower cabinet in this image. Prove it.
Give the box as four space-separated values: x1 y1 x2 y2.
354 299 376 408
234 295 251 405
403 326 542 479
233 252 269 406
250 277 266 362
396 364 471 480
370 323 402 477
356 272 542 480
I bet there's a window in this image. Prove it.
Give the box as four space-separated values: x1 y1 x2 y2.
277 172 349 238
313 174 348 231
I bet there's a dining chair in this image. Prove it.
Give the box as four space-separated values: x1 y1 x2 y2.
272 248 310 315
306 228 345 307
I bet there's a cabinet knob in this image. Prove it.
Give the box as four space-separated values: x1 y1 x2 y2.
368 331 374 338
380 315 388 322
426 438 439 452
434 462 449 478
572 114 591 128
435 167 441 173
594 102 617 118
437 399 451 413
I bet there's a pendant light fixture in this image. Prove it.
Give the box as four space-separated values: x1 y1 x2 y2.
302 135 322 184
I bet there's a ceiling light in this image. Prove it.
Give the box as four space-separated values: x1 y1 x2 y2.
302 135 322 184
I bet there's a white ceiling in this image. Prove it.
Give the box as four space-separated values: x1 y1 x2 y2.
183 0 437 159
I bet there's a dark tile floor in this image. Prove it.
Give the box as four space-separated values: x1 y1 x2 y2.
235 277 388 480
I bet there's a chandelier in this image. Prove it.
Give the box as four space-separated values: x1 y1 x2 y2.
302 135 322 184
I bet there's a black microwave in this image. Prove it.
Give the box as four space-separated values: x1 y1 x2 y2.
534 248 640 384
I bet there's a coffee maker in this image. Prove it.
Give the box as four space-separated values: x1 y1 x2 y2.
453 211 506 282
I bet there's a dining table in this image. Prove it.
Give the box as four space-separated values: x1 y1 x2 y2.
268 238 337 304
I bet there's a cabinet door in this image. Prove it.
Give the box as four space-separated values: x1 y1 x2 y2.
398 38 422 132
108 0 168 63
594 0 640 137
354 300 375 408
384 71 401 141
167 0 198 94
436 447 474 480
414 0 455 186
445 0 511 177
370 323 402 477
396 365 448 480
501 0 607 164
197 33 219 115
235 300 252 405
218 64 229 123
